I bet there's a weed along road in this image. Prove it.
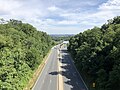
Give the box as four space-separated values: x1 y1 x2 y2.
32 45 88 90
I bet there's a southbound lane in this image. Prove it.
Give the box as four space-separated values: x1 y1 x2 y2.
32 46 58 90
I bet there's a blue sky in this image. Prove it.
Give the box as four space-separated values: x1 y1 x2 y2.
0 0 120 34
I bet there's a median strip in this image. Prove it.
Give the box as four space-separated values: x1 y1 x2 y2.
58 50 64 90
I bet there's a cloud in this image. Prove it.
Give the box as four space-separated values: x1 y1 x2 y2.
0 0 47 18
0 0 22 15
48 6 59 11
99 0 120 10
58 20 78 25
0 0 120 34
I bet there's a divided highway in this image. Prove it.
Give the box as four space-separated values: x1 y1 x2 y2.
32 45 88 90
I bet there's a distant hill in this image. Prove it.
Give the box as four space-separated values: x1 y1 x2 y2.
50 34 74 42
50 34 74 37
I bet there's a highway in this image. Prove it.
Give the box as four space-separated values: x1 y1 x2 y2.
32 45 88 90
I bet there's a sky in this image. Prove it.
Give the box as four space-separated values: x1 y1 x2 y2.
0 0 120 34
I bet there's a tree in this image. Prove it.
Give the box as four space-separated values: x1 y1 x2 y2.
68 16 120 90
0 19 54 89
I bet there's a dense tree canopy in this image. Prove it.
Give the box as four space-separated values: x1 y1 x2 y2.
50 34 73 42
68 16 120 90
0 19 54 90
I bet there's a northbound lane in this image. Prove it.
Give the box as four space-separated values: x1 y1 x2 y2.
60 46 88 90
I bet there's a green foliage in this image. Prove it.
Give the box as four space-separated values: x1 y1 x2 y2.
68 16 120 90
0 19 53 89
51 35 72 42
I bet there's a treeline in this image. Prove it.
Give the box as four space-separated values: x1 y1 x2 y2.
51 34 73 42
0 19 54 89
68 16 120 90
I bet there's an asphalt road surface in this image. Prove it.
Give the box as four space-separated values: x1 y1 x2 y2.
60 46 88 90
32 46 58 90
32 45 88 90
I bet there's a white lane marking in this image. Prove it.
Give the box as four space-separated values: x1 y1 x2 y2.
47 77 52 90
42 79 44 84
50 79 52 83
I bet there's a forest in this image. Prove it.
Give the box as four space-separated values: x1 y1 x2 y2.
0 19 54 90
50 34 73 42
68 16 120 90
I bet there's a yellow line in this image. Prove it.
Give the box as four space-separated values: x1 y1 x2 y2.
57 50 59 90
58 53 64 90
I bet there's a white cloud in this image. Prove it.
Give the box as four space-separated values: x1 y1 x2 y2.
60 13 77 18
0 0 120 34
99 0 120 10
48 6 59 11
0 0 22 15
58 20 78 25
0 0 47 18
